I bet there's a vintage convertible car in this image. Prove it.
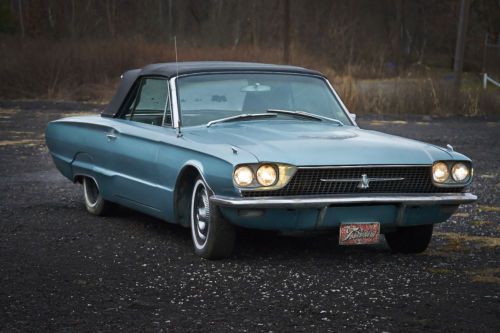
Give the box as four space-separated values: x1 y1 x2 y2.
45 61 477 259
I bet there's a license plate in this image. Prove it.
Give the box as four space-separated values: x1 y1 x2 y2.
339 223 380 245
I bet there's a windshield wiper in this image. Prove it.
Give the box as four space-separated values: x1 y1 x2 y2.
206 113 277 127
267 109 344 126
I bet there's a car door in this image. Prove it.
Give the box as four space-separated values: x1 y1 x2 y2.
106 77 174 213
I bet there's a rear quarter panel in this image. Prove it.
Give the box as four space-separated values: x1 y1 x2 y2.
46 116 256 224
45 116 116 197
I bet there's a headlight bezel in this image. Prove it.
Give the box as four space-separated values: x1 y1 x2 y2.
233 165 255 187
451 162 470 182
431 161 472 187
256 164 278 186
432 162 450 183
232 163 297 190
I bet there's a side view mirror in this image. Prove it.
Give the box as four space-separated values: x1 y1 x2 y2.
350 113 357 122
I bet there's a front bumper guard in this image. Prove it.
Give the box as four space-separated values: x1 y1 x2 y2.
210 193 477 209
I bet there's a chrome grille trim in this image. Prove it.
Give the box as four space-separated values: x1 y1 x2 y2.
297 164 430 169
320 177 405 182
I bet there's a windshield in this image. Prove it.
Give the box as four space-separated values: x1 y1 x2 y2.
176 73 351 127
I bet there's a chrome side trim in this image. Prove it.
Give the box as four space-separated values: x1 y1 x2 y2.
210 193 477 209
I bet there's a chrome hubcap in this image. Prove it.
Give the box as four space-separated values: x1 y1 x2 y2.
84 177 99 207
192 181 210 248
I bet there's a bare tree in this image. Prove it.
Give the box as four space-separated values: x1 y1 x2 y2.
105 0 116 38
283 0 291 64
16 0 24 38
453 0 471 89
168 0 173 37
70 0 76 39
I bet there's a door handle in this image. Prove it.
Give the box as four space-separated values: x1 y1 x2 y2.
106 132 117 141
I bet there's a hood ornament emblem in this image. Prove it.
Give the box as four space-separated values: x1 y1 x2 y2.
358 174 370 189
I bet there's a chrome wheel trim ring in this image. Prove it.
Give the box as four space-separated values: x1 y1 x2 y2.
83 177 99 208
191 179 210 250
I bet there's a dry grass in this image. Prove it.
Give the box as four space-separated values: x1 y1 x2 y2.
333 75 499 116
0 36 325 101
0 36 497 116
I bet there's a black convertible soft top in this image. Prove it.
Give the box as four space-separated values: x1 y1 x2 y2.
102 61 324 117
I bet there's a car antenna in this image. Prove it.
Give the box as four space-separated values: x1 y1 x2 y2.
174 36 182 137
174 35 179 78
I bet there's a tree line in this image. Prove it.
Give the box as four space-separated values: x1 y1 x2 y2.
0 0 498 75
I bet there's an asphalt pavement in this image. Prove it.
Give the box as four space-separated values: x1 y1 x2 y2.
0 101 498 332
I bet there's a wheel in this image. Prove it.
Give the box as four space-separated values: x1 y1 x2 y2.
190 177 236 259
82 177 115 216
385 224 433 254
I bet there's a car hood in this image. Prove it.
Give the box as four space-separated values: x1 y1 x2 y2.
183 121 455 166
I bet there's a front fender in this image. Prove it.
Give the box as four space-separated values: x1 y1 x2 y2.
177 158 236 197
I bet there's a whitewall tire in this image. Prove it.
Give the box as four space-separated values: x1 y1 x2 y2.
83 177 114 216
190 177 236 259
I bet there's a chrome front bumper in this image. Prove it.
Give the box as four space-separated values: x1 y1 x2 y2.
210 193 477 209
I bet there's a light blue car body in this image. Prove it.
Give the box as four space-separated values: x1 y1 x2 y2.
45 62 476 232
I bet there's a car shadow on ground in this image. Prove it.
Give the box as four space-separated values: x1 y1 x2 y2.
104 204 391 260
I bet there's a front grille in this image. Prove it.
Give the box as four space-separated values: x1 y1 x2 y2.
242 166 465 197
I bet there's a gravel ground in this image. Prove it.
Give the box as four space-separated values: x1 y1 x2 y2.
0 101 499 332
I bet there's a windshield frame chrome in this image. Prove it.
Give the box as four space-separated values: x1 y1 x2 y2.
170 77 181 129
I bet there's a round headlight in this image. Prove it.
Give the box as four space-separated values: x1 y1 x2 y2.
432 162 449 183
234 166 254 187
451 163 470 182
256 164 277 186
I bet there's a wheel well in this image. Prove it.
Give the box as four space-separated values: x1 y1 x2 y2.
175 166 201 227
74 175 84 184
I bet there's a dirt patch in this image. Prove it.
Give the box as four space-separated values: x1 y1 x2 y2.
478 205 500 213
0 139 45 147
0 108 19 119
427 267 454 274
434 232 500 253
471 220 494 227
368 120 408 126
0 131 45 147
60 112 99 118
469 268 500 284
